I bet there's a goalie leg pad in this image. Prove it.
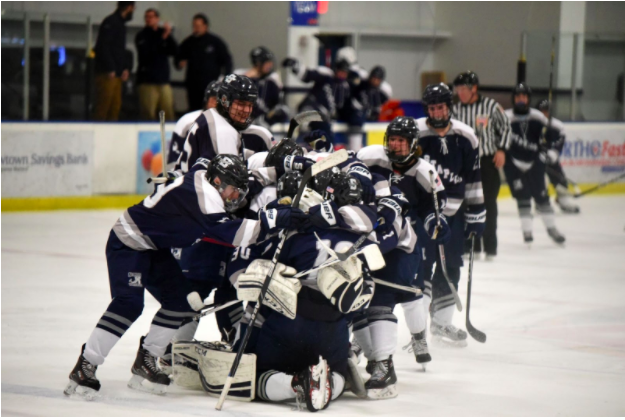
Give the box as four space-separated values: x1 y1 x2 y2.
197 341 257 401
171 341 202 389
317 256 372 313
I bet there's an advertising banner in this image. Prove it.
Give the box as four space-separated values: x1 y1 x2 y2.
1 131 94 197
136 130 172 195
560 123 625 183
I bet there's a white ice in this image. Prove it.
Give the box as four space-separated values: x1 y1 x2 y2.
2 196 625 416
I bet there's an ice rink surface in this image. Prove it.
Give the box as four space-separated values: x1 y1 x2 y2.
2 196 625 416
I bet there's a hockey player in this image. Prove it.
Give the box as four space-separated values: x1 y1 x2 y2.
537 99 580 214
235 46 289 127
167 81 220 168
281 57 352 148
227 171 375 412
175 74 274 173
453 71 511 260
504 84 565 245
355 66 392 122
64 155 310 399
357 116 447 397
417 84 485 346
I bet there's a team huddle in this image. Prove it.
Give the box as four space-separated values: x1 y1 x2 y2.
63 67 569 411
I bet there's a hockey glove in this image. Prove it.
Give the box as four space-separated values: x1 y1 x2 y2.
275 155 316 177
304 130 333 152
281 57 300 75
375 195 406 234
309 200 339 229
424 213 451 244
317 255 373 314
236 259 301 319
260 206 310 232
539 147 560 165
464 210 486 239
348 167 375 204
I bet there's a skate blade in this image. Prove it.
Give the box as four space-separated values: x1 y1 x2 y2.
432 336 468 348
127 374 168 395
366 384 398 400
63 380 99 401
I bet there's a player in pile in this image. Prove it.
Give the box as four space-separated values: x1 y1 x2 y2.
356 116 447 398
504 84 566 245
64 154 309 399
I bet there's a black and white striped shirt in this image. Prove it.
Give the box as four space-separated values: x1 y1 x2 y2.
453 95 512 157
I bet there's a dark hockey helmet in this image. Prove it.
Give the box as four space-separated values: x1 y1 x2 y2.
384 116 420 164
216 74 258 131
453 71 479 87
250 46 274 67
264 138 305 167
309 166 341 196
422 83 453 128
206 154 250 212
277 171 304 200
323 172 363 206
512 83 532 115
203 81 221 104
334 58 351 74
369 66 386 81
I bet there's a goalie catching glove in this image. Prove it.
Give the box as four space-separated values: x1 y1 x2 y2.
236 259 301 319
317 255 373 314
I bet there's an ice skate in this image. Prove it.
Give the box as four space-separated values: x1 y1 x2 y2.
291 356 332 412
64 344 101 400
523 231 533 247
547 227 566 245
403 331 432 370
128 336 171 395
365 357 398 400
431 321 468 348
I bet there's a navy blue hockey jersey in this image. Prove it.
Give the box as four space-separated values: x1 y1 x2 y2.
112 170 269 251
295 66 351 121
504 108 560 165
416 118 484 218
175 108 274 173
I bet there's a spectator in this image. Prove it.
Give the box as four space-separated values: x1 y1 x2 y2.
175 13 233 112
135 8 178 121
93 1 135 121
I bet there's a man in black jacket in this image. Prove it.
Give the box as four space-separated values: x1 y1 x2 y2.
135 8 178 121
93 1 135 121
175 14 233 112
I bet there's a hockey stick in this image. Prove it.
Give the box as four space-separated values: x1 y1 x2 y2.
286 110 322 140
372 278 423 295
216 149 349 410
148 110 170 184
574 172 625 198
428 170 463 312
193 300 241 322
294 243 386 279
466 234 486 343
545 165 582 195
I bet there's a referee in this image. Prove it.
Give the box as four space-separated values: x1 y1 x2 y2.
453 71 511 260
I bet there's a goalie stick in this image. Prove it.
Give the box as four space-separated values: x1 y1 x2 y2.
215 148 349 411
428 170 463 312
466 234 487 343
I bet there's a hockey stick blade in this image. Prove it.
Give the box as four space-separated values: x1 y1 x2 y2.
311 149 348 176
466 235 487 343
287 110 323 138
428 170 463 312
294 244 385 278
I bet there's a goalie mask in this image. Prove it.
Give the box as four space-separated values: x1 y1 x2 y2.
206 154 250 212
422 83 453 129
384 116 420 164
